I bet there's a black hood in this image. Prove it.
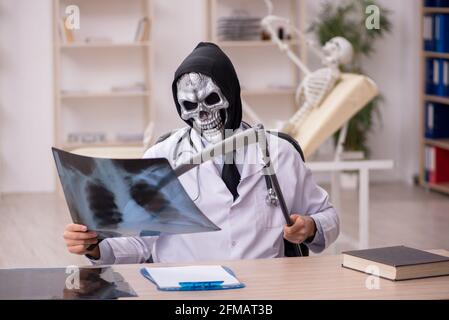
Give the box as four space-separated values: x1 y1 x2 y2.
172 42 242 131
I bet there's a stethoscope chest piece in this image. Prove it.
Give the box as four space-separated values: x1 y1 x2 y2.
265 188 279 206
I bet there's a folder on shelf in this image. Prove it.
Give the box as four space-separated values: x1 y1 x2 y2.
425 58 437 94
436 0 449 7
423 14 434 51
140 265 245 291
438 58 449 97
435 14 449 53
425 146 449 184
425 102 449 138
434 59 441 94
425 146 430 182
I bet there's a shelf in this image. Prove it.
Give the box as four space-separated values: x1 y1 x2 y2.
424 95 449 105
424 182 449 194
241 87 296 96
61 141 143 150
60 41 151 49
217 40 298 48
425 138 449 150
61 91 150 99
423 51 449 59
423 7 449 14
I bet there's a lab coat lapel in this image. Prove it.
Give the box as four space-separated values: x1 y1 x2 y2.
239 142 265 181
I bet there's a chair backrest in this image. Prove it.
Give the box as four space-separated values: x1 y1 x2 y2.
289 73 378 159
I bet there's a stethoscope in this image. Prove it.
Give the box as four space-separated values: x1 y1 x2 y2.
170 124 280 207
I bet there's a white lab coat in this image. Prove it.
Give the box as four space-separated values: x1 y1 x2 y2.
91 126 339 265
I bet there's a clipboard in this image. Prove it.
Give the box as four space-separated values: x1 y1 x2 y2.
140 265 245 291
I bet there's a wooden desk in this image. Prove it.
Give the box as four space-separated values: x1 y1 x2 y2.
114 249 449 300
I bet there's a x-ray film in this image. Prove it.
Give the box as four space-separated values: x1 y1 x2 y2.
52 148 220 239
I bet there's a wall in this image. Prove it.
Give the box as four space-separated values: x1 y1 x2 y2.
0 0 54 192
0 0 421 193
362 0 421 183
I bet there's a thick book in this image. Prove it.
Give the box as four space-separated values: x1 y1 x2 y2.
342 246 449 280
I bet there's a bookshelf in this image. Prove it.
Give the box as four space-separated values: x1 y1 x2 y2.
52 0 153 152
420 0 449 195
205 0 306 127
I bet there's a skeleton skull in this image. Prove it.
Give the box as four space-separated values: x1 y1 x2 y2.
176 73 229 143
322 36 354 68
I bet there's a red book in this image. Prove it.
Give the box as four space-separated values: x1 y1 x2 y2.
428 146 449 183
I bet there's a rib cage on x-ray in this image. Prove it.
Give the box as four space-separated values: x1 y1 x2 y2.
52 148 220 239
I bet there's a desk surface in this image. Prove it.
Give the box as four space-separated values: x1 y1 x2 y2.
114 249 449 300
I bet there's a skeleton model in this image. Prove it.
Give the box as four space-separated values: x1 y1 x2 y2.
260 0 354 136
176 72 229 143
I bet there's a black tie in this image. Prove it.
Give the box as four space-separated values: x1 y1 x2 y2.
221 152 240 201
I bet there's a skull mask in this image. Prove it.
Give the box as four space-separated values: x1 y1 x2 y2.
176 72 229 143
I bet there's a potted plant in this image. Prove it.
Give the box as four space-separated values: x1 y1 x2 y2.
308 0 392 188
308 0 392 157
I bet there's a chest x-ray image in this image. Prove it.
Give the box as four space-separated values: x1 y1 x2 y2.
52 148 220 239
